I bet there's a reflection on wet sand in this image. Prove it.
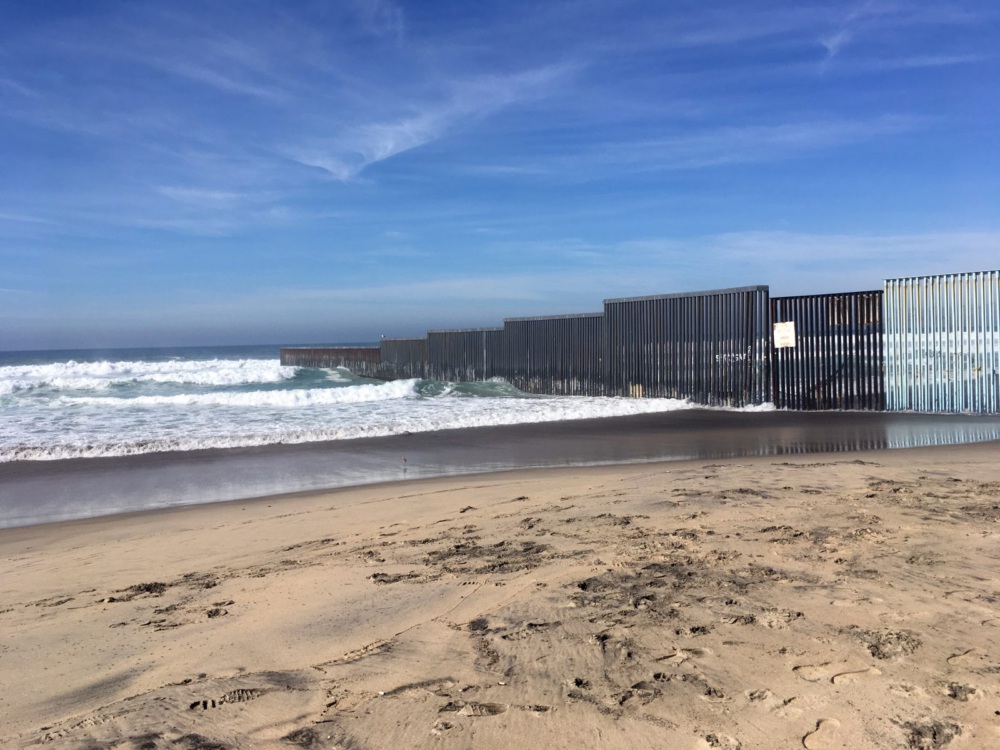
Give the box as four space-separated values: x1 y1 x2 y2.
2 410 999 528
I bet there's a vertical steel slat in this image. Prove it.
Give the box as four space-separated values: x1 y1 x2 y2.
884 269 1000 413
769 290 885 411
602 285 769 406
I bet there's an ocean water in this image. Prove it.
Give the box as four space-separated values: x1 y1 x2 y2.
0 344 753 463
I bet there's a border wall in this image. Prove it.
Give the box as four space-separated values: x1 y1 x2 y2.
380 338 428 380
604 286 770 407
426 328 503 383
885 270 1000 413
279 269 1000 414
279 346 384 378
771 291 884 410
496 313 606 395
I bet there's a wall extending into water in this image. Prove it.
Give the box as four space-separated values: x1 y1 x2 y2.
496 313 606 396
380 338 428 380
280 269 1000 414
425 328 504 383
279 346 383 377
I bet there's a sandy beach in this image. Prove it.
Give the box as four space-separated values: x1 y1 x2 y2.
2 439 1000 749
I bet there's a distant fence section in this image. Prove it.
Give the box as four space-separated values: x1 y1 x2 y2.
604 286 770 407
380 338 427 380
771 291 885 411
279 346 386 379
885 270 1000 413
279 268 1000 414
426 328 503 382
497 313 606 395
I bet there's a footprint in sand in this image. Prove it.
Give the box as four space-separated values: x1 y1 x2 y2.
703 732 742 749
831 667 881 685
796 663 881 685
439 701 508 717
657 647 712 665
431 719 457 735
802 718 841 749
793 663 833 682
829 596 882 607
947 647 986 666
942 589 979 601
829 599 860 608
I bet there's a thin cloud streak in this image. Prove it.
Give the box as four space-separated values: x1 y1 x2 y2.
473 115 925 179
611 116 922 170
286 64 575 181
0 212 53 225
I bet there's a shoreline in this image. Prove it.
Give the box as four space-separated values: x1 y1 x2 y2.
3 408 1000 529
3 440 999 748
3 436 998 544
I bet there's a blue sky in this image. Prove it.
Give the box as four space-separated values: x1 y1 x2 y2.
1 0 998 349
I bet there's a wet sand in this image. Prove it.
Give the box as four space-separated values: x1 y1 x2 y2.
3 408 999 528
2 437 999 748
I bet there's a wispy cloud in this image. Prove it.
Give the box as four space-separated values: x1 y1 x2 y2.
874 53 988 70
830 53 990 74
817 1 989 72
157 186 272 207
288 112 443 181
0 76 40 98
148 58 288 102
820 28 853 66
351 0 406 41
0 212 52 225
287 64 574 180
469 114 924 179
0 0 993 257
616 115 921 170
820 0 890 67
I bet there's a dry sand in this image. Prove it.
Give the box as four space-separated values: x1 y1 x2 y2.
2 442 999 749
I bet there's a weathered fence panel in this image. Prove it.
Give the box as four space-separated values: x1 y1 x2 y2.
770 291 884 410
497 313 606 395
884 270 1000 413
380 338 427 379
603 286 770 406
426 328 503 382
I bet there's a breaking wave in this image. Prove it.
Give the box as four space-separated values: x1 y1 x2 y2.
0 350 774 464
0 358 297 396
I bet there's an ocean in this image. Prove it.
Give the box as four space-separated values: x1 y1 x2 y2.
0 344 736 463
5 345 1000 529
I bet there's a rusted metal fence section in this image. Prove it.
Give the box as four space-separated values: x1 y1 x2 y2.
380 338 428 379
426 328 504 383
497 313 606 395
603 286 771 407
279 346 384 377
770 291 885 410
884 270 1000 413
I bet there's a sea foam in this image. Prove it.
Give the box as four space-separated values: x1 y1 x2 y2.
55 378 421 409
0 351 775 464
0 358 296 395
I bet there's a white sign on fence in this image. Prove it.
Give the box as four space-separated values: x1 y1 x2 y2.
773 321 796 348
